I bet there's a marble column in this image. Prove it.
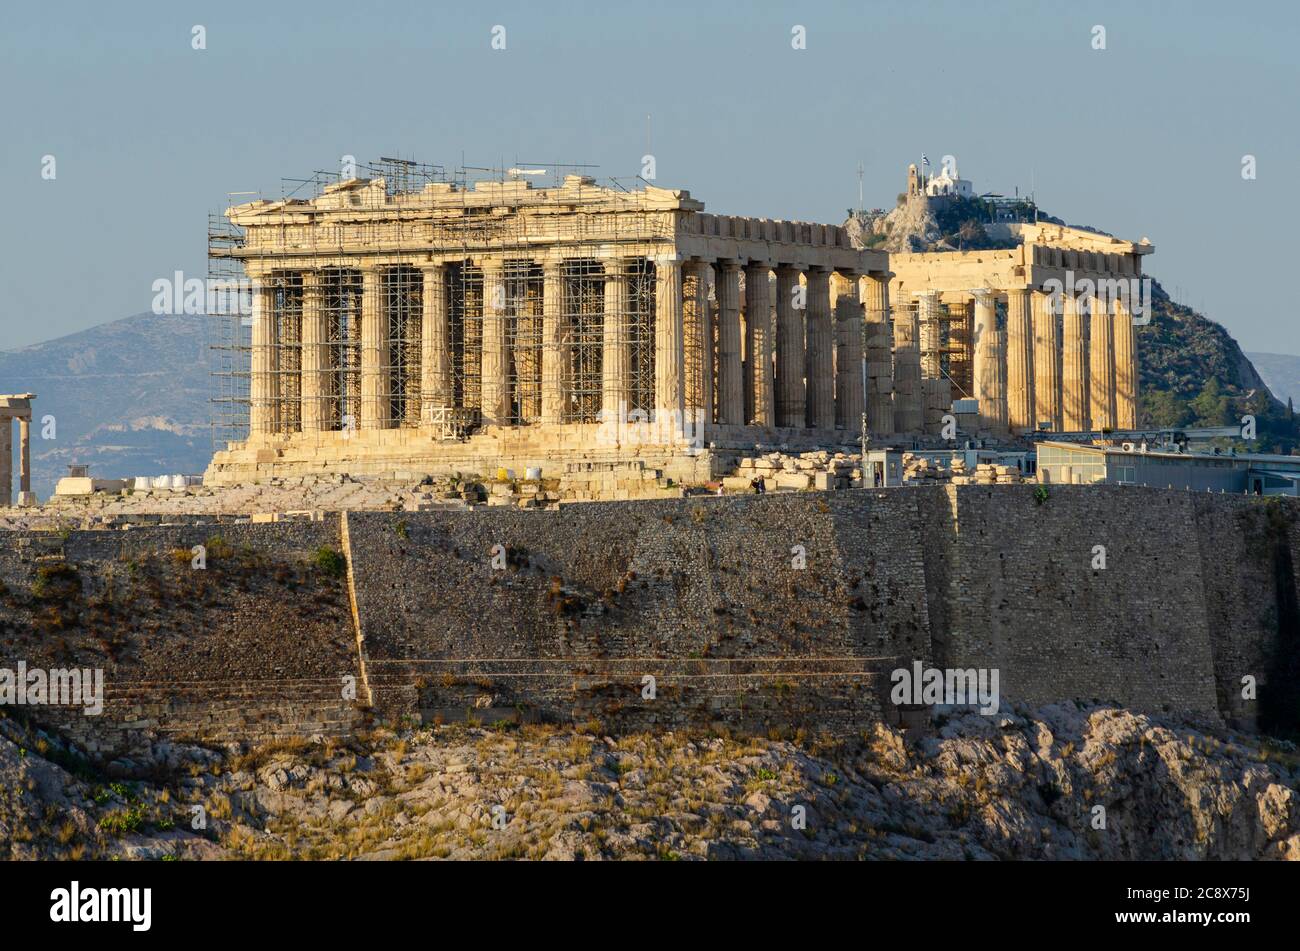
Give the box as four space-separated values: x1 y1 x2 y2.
1061 290 1090 432
420 264 451 425
1032 290 1062 432
683 260 712 422
1005 289 1035 433
743 262 773 426
653 254 684 426
300 271 328 433
1113 293 1139 430
360 267 390 430
715 261 744 425
480 261 510 426
805 267 834 430
1090 293 1117 431
864 274 894 435
249 278 276 436
601 259 629 423
893 297 923 433
972 288 1001 433
541 261 567 424
17 417 30 503
0 419 10 507
989 330 1008 430
775 265 805 428
945 298 973 398
834 271 863 431
917 290 943 379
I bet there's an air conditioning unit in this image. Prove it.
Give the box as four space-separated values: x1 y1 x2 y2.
1121 442 1135 452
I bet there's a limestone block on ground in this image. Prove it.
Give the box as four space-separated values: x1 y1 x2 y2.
775 472 812 491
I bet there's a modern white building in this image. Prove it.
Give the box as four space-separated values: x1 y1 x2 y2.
1037 441 1300 495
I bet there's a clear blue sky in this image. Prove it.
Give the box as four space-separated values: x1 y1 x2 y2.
2 0 1297 353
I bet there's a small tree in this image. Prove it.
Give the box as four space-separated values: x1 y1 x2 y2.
1190 378 1231 427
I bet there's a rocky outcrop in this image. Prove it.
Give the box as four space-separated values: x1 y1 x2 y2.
846 197 944 253
3 702 1294 860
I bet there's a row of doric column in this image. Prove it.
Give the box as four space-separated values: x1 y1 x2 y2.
967 287 1138 435
882 286 1140 437
248 257 892 438
249 263 1139 441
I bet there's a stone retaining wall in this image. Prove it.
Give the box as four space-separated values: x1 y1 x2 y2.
3 486 1297 753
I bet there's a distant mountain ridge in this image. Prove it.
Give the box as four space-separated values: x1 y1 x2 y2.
1246 352 1300 408
0 313 212 497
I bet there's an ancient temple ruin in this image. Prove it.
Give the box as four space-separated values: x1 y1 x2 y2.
206 164 891 484
203 160 1150 488
888 223 1151 436
0 394 35 507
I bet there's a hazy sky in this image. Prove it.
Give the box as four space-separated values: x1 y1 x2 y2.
2 0 1297 353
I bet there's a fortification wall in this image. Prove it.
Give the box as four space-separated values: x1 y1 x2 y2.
1188 494 1300 731
0 519 367 755
2 487 1296 755
923 486 1222 718
346 493 932 732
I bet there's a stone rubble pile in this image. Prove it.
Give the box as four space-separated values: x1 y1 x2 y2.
6 463 698 529
902 453 951 484
951 463 1025 486
901 454 1027 486
486 479 562 509
721 450 862 493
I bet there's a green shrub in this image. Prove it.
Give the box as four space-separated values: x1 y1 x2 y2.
98 803 148 837
31 562 81 602
312 546 346 578
205 535 235 560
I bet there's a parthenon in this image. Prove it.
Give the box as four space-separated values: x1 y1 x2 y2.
204 163 1152 486
206 170 892 484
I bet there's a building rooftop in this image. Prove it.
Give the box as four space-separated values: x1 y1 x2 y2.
1037 441 1300 465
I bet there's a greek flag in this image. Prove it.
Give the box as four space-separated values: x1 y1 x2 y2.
921 154 930 167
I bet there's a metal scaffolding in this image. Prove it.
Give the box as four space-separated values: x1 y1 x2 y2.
322 267 363 431
206 212 251 451
209 158 674 445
